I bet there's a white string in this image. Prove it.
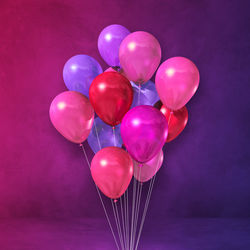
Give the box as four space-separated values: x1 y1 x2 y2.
80 144 120 250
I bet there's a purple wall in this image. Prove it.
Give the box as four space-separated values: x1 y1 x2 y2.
0 0 249 218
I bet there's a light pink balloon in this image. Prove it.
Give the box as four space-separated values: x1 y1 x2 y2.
155 57 200 110
49 91 94 143
133 150 164 182
119 31 161 84
91 147 133 199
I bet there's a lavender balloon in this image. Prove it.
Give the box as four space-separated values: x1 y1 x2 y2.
131 80 159 108
63 55 103 97
88 117 123 153
121 105 168 163
98 24 130 67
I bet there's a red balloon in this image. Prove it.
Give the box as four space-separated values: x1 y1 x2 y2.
91 147 133 199
89 72 133 126
155 101 188 142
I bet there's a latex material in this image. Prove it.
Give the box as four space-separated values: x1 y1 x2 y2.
98 24 130 67
91 147 133 199
87 117 122 153
133 149 163 182
105 68 160 108
155 57 199 110
63 55 103 97
119 31 161 84
121 105 168 163
89 72 133 126
155 101 188 142
49 91 94 143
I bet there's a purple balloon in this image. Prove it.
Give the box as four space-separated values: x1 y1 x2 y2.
121 105 168 163
63 55 103 97
98 24 130 67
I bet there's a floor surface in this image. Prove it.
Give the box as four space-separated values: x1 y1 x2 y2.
0 218 249 250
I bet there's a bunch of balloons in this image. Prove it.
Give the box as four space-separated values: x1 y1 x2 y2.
49 24 199 248
50 23 199 199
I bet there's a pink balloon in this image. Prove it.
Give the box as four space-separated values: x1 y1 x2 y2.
49 91 94 143
134 149 164 182
119 31 161 84
155 57 200 110
121 105 168 163
91 147 133 199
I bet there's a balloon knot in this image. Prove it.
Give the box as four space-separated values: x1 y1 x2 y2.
114 199 118 203
79 143 83 147
112 126 115 130
140 182 143 186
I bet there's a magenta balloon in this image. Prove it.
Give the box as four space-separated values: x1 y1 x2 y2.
121 105 168 163
155 57 200 110
134 149 164 182
49 91 94 143
119 31 161 84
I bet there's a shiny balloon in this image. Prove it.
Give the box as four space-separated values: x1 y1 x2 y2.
119 31 161 84
49 91 94 143
155 57 199 110
131 80 159 108
87 117 123 153
91 147 133 199
89 72 133 126
98 24 130 67
105 68 160 108
155 101 188 142
134 149 164 182
63 55 103 97
121 105 168 163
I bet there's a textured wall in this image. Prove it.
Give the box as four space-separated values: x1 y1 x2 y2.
0 0 249 218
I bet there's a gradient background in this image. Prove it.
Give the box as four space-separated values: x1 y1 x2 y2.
0 0 250 249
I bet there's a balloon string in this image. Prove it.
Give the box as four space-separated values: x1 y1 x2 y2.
120 197 126 250
138 84 141 106
111 200 124 250
134 156 161 250
112 126 117 147
130 171 137 249
94 119 102 150
80 144 120 250
115 200 125 250
131 167 143 249
125 188 129 249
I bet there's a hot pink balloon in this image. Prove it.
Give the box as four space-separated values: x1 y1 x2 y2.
155 57 200 110
91 147 133 199
119 31 161 84
121 105 168 163
49 91 94 143
134 149 164 183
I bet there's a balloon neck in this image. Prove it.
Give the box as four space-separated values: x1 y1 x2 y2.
79 143 83 147
112 126 115 130
139 163 143 167
114 199 118 203
140 182 143 186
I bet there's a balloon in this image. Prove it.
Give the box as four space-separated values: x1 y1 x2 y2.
155 101 188 142
121 105 168 163
133 150 164 182
98 24 130 67
105 68 160 108
131 80 159 108
88 117 123 153
49 91 94 143
119 31 161 84
155 57 199 110
89 72 133 126
63 55 103 97
91 147 133 199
